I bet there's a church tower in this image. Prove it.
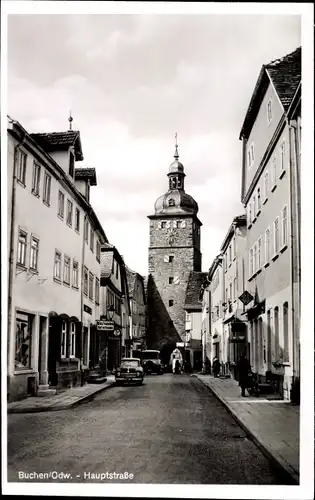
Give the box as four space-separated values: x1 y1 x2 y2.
147 137 202 362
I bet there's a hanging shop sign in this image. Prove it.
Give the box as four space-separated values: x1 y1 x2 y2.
96 320 114 331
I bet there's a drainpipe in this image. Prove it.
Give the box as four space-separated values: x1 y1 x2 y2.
8 127 26 393
80 213 87 385
288 120 300 385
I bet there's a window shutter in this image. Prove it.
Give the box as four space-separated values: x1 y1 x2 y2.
75 322 82 360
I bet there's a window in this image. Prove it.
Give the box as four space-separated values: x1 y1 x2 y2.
58 191 65 218
17 150 27 185
257 187 261 212
84 218 89 243
83 267 88 296
15 311 32 369
253 242 258 273
75 208 80 232
161 221 166 228
225 288 228 304
274 217 280 254
265 227 271 263
229 283 232 302
43 172 51 205
54 251 61 280
66 200 73 226
264 171 269 201
249 247 254 276
281 206 288 247
17 230 27 267
257 237 262 269
72 260 79 288
90 227 94 252
248 203 252 225
64 256 71 284
70 322 76 358
95 278 100 305
169 277 174 284
267 99 272 124
96 240 101 262
176 221 181 228
232 238 236 259
272 155 277 189
30 236 39 271
168 198 175 207
32 162 41 196
233 277 237 301
89 272 94 300
61 321 67 358
252 196 256 218
116 261 119 279
69 152 75 178
228 245 232 264
247 143 255 168
283 302 289 362
169 255 174 263
169 299 174 307
280 141 286 174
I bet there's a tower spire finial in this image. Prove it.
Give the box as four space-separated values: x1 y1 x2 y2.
68 110 73 131
174 132 179 159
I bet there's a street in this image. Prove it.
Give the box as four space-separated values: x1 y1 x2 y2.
8 374 288 484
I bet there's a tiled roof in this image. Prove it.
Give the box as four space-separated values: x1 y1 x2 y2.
126 267 137 297
266 47 301 111
100 245 114 279
184 272 208 310
30 130 83 161
240 46 301 139
75 167 97 186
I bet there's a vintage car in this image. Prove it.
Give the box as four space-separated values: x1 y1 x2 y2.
115 358 144 385
141 350 163 375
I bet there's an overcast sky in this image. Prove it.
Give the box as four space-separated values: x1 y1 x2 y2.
7 12 301 276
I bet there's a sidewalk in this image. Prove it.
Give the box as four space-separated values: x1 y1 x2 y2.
7 376 115 414
195 374 300 484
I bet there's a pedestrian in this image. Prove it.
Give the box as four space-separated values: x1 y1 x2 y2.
237 352 251 397
212 357 220 378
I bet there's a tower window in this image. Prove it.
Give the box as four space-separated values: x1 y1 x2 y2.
169 300 174 307
161 221 166 228
168 198 175 207
169 255 174 263
169 277 174 284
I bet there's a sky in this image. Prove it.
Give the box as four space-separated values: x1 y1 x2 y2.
6 9 301 276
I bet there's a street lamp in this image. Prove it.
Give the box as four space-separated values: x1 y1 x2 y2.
107 304 115 321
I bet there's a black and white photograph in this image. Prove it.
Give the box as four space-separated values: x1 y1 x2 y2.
1 1 314 499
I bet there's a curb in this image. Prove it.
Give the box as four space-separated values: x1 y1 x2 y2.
196 375 299 485
7 382 116 414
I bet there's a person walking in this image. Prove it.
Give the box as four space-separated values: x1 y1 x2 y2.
237 352 251 397
212 357 220 378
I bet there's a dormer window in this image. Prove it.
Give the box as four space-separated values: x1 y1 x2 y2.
69 151 75 178
168 198 175 207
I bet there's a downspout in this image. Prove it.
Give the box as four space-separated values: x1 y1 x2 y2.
288 120 300 383
8 128 26 391
80 212 87 385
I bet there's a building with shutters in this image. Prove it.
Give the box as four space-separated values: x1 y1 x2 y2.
239 46 301 400
147 139 202 366
125 267 146 356
7 117 107 401
183 271 207 371
99 244 131 371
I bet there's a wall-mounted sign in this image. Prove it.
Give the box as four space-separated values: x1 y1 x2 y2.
239 290 254 306
84 304 92 315
114 329 121 337
96 320 114 331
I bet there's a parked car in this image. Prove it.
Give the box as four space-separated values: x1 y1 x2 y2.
115 358 144 386
141 350 163 375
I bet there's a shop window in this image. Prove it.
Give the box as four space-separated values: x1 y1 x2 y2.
61 321 67 358
15 311 33 370
70 322 76 358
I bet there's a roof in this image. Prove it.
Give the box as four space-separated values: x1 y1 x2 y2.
220 214 247 252
184 272 208 310
75 167 97 186
100 244 115 279
240 46 301 139
30 130 84 161
266 47 301 110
